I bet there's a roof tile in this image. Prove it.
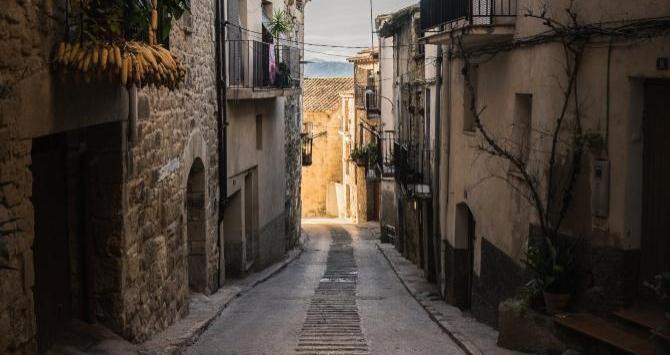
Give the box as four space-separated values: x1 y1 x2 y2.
303 77 355 113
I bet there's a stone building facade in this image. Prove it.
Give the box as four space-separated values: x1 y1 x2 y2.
0 0 304 353
419 0 670 345
223 0 305 276
347 49 380 224
301 78 354 218
337 91 359 221
377 5 441 281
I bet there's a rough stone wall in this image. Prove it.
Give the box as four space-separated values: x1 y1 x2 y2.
120 0 220 341
301 110 343 217
0 0 220 351
284 94 302 249
1 1 72 353
284 0 304 249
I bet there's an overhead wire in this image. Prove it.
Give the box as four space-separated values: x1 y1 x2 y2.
225 21 422 49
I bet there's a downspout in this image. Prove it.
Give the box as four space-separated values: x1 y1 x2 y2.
432 45 443 285
441 41 453 297
215 0 228 287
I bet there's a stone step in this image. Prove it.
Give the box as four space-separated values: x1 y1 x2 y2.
554 313 656 355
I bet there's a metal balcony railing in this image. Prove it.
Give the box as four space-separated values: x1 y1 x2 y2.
381 131 395 177
394 141 433 198
355 84 381 115
227 40 301 90
420 0 517 31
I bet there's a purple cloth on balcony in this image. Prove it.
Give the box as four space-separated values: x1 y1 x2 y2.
269 44 277 84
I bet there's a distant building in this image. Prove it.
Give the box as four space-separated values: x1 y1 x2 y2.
301 78 354 218
347 49 381 223
377 4 440 281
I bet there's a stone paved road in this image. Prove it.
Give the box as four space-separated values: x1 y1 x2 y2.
186 222 464 355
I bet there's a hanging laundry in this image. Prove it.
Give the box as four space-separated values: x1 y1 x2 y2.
269 44 277 84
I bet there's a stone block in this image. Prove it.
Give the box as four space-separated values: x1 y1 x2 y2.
137 94 151 120
1 183 20 207
497 299 566 355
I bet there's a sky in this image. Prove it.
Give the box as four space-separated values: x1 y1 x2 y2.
304 0 417 62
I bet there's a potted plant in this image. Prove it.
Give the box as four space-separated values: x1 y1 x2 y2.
522 236 579 315
350 146 367 167
646 273 670 322
364 143 380 168
276 62 291 88
267 9 293 86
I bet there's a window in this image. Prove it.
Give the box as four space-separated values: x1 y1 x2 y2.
425 88 431 145
344 98 350 132
511 94 533 171
463 64 478 132
346 145 350 175
414 19 425 58
256 114 263 150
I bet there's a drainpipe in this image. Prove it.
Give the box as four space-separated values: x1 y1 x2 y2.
441 41 453 298
432 45 443 285
215 0 228 286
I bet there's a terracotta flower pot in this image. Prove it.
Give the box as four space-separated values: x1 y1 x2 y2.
543 291 571 315
355 157 367 167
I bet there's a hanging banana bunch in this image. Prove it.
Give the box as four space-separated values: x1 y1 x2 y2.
53 0 189 90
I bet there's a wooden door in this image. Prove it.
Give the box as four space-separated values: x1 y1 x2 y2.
641 81 670 293
32 135 71 354
465 208 475 309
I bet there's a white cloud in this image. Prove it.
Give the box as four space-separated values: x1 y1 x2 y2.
304 0 418 62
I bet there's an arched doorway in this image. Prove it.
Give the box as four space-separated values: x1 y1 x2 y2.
186 158 207 293
454 203 475 309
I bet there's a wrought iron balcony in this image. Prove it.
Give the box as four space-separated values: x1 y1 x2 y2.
355 84 381 116
393 141 433 198
381 131 396 177
226 40 301 97
420 0 517 31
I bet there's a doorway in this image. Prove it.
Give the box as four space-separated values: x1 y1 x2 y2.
31 123 121 354
454 203 475 309
32 133 72 354
244 171 258 271
640 81 670 298
186 158 207 293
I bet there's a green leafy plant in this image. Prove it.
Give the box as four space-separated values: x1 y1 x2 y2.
267 9 293 41
350 146 367 163
521 236 579 301
645 273 670 319
364 143 380 166
67 0 190 43
350 144 379 166
277 62 292 88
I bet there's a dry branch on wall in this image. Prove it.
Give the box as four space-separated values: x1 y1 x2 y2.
452 1 657 240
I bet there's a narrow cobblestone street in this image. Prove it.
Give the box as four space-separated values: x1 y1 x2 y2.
186 222 465 355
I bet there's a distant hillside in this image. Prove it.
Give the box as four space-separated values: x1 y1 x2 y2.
304 61 353 78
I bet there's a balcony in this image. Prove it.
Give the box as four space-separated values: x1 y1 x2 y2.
226 40 302 100
420 0 517 47
393 141 433 198
381 131 395 177
355 84 381 117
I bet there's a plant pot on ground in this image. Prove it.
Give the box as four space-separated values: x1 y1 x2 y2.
543 291 571 315
522 235 579 315
646 272 670 322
